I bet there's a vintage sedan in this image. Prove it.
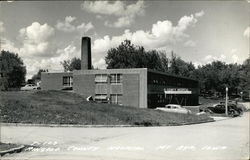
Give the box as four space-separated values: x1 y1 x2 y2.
20 84 39 91
207 103 242 117
155 104 192 114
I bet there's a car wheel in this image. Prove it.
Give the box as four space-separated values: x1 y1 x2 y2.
229 110 235 116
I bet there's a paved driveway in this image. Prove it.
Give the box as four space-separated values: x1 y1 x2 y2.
1 112 249 160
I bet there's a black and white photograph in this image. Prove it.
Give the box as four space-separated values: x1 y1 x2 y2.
0 0 249 159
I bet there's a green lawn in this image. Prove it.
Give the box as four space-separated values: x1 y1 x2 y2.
0 90 213 126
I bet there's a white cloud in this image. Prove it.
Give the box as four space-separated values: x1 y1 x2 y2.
232 54 239 63
105 16 133 28
82 1 124 16
93 58 107 69
184 40 196 47
18 22 55 57
91 11 204 68
93 11 203 54
193 61 202 68
0 21 5 32
2 11 204 77
56 16 94 33
230 49 243 64
76 22 94 33
82 1 144 16
243 26 250 38
82 1 145 28
195 10 205 17
1 38 79 78
19 22 54 44
202 52 243 64
92 35 111 54
55 43 79 60
1 22 56 78
1 38 19 53
204 54 226 63
96 15 102 19
24 44 80 79
56 16 76 32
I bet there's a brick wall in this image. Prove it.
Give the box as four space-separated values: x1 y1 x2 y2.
73 74 95 97
122 74 140 107
41 72 73 90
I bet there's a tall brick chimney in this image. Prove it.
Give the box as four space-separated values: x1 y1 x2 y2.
81 37 92 70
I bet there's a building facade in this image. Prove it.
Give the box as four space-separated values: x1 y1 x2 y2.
41 36 199 108
41 68 199 108
41 72 73 90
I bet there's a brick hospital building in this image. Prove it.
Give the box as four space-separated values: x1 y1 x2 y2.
41 37 199 108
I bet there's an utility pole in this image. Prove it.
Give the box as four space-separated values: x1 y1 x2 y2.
225 87 228 116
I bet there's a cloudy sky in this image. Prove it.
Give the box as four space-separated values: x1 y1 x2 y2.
0 1 249 79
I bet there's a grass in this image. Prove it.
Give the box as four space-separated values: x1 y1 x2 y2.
0 90 213 126
0 143 20 151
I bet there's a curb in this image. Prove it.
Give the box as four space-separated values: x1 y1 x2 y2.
1 123 134 128
210 116 232 121
0 145 25 157
1 120 215 128
170 119 215 126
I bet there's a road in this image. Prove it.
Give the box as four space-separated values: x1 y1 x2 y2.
1 112 249 160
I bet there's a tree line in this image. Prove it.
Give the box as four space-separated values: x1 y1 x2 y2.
1 40 249 99
104 40 250 99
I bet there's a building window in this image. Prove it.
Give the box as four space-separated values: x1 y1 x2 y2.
110 74 123 84
95 74 108 83
95 94 108 103
110 94 122 105
63 76 73 86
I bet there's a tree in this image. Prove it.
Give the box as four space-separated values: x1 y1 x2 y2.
0 50 26 90
31 69 48 81
61 57 81 72
192 61 242 96
239 58 250 99
104 40 247 97
168 52 195 78
105 40 169 72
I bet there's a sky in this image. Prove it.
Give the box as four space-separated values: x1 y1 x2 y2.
0 0 249 79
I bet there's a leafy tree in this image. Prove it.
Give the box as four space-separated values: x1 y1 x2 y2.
104 39 248 97
239 58 250 98
31 69 48 81
192 61 242 96
168 52 195 78
0 50 26 90
61 57 81 72
105 40 169 72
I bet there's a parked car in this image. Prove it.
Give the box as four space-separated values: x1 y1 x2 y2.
20 84 39 91
207 103 242 117
155 104 192 114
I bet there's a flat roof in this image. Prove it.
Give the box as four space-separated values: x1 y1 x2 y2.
147 69 198 82
73 68 147 75
43 68 198 82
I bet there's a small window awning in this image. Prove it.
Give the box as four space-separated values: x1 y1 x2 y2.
95 95 107 99
95 75 108 82
164 90 192 94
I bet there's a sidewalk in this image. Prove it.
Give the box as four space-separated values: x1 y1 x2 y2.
210 116 232 121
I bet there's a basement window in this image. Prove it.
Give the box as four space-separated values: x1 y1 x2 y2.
95 94 108 103
63 76 73 86
110 94 122 105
